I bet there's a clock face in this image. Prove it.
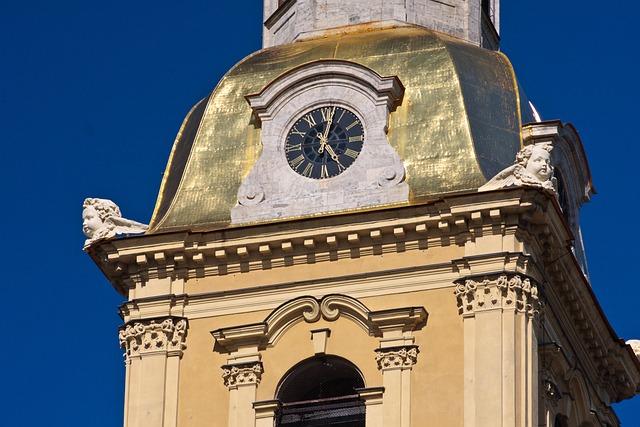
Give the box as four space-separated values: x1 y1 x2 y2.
285 106 365 179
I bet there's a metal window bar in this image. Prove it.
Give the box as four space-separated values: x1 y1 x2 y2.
277 395 365 427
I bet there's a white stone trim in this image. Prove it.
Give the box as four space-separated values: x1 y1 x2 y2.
232 59 408 224
245 60 404 119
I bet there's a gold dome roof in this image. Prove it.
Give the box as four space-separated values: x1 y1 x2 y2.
149 25 529 233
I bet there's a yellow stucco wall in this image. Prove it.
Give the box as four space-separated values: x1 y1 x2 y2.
177 279 464 426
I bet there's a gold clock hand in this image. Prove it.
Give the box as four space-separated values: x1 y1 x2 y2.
318 136 326 153
321 106 336 142
324 143 340 162
318 107 336 155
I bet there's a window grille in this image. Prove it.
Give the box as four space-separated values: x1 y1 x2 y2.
278 395 365 427
276 356 366 427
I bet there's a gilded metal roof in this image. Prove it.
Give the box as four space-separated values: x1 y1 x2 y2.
148 25 526 233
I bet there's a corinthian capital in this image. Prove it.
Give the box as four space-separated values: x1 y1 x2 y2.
375 346 419 371
222 362 264 388
119 317 188 360
454 273 540 316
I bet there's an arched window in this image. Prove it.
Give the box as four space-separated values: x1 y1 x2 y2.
276 355 366 427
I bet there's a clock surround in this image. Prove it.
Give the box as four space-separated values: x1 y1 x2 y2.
232 60 408 224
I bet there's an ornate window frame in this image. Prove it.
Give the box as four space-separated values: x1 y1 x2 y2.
211 294 427 427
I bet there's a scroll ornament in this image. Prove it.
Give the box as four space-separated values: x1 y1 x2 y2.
82 198 148 248
479 142 557 193
119 318 188 360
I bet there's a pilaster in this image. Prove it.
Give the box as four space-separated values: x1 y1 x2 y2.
221 350 264 427
375 344 418 427
455 273 540 427
119 317 188 427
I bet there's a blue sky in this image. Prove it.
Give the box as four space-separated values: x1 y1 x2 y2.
1 1 638 425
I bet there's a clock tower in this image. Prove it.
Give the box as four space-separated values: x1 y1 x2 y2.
85 1 640 427
263 0 500 50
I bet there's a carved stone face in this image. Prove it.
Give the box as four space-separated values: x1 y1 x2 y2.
82 205 103 238
525 146 553 182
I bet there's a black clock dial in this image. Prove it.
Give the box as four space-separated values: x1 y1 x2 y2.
285 106 365 179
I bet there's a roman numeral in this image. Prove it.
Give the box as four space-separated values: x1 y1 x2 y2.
302 113 317 127
290 127 305 137
348 135 363 143
321 164 329 179
285 143 301 153
302 163 314 177
344 148 359 159
337 109 346 123
336 160 346 172
289 154 305 170
345 120 360 131
320 107 334 122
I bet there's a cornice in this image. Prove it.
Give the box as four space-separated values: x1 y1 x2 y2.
544 259 640 402
89 188 558 296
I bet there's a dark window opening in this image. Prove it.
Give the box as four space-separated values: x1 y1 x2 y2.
555 169 571 224
554 414 569 427
482 0 493 18
276 355 366 427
